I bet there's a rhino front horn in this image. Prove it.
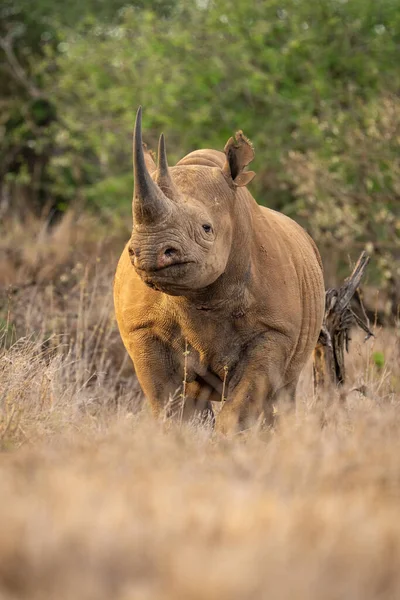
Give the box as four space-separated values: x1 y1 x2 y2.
156 133 177 198
133 107 172 226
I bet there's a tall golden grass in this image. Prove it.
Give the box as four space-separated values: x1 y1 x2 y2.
0 214 399 600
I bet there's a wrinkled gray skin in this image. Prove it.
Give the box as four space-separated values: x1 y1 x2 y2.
114 107 325 433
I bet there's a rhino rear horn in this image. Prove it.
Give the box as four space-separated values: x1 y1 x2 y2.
223 130 256 187
133 107 172 225
156 133 178 199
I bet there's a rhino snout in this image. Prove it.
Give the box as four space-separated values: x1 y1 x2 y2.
131 244 184 272
156 246 181 269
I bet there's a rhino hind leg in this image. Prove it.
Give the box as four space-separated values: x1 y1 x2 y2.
274 379 298 404
269 379 299 427
216 379 297 435
182 398 215 427
182 384 215 427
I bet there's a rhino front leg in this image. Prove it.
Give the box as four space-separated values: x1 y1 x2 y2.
126 332 186 418
126 332 214 423
215 334 292 435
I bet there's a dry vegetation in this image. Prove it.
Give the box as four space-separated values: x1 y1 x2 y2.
1 214 399 600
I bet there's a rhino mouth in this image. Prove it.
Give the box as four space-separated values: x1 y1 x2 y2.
136 261 194 276
137 262 196 294
136 261 196 292
150 261 194 273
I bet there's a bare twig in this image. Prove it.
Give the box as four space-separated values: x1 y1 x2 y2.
335 251 371 313
179 339 189 423
0 32 42 98
221 365 228 405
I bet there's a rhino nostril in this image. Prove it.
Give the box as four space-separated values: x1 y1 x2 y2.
164 247 177 258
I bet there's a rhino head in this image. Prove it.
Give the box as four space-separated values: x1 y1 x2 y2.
129 107 255 296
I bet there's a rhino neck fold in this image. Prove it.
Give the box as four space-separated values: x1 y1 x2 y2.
182 263 252 311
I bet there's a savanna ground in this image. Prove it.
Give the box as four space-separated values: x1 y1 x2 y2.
0 214 399 600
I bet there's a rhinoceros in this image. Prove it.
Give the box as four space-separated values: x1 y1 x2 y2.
114 107 325 433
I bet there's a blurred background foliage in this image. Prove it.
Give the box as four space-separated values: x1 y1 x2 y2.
0 0 399 313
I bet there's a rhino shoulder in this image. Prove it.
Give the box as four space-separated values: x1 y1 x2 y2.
258 206 323 273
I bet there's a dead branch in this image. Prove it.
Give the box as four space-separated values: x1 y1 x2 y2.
0 32 42 99
313 251 374 391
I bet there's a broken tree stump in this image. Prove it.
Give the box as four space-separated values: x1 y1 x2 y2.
313 251 374 392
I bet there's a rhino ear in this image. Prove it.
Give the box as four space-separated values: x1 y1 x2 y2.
223 130 256 187
142 142 157 175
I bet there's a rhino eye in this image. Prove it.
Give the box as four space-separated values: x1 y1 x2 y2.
202 224 213 234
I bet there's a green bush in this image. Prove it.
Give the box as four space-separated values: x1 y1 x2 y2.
1 0 399 297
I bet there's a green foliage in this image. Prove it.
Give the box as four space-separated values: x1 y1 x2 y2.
372 351 385 370
1 0 399 293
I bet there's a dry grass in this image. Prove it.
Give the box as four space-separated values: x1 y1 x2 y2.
1 214 400 600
